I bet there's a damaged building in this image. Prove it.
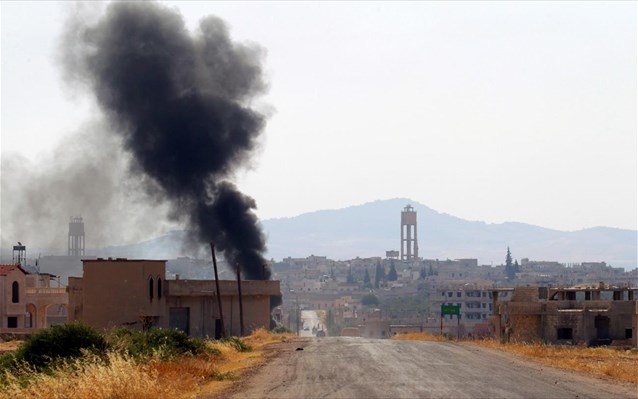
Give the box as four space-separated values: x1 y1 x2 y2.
492 284 637 347
68 258 281 337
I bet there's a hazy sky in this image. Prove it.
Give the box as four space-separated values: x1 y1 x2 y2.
1 1 636 235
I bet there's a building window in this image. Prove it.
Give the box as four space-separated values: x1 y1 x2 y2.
456 292 461 298
149 277 154 300
25 312 32 328
157 277 162 299
7 317 18 328
626 329 633 339
11 281 19 303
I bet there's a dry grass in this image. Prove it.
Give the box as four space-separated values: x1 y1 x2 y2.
392 333 638 385
0 340 23 353
0 352 173 399
196 329 296 397
392 332 448 342
0 329 296 399
469 340 638 385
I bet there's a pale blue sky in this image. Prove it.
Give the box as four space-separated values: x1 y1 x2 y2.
1 1 636 233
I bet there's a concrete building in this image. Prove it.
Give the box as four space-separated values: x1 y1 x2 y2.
68 258 281 338
0 264 68 334
492 285 637 347
432 282 503 338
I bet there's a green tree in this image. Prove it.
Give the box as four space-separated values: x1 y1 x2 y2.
361 293 380 306
346 266 355 284
505 247 516 281
363 268 372 288
419 267 426 280
374 261 383 288
387 261 398 281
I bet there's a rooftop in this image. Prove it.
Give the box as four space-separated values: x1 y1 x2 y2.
0 264 27 276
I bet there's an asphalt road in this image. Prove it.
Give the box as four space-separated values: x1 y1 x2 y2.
228 337 637 399
299 310 322 337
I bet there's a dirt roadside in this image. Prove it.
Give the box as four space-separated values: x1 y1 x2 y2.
195 337 311 399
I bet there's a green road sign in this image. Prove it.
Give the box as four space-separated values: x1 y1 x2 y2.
441 304 460 315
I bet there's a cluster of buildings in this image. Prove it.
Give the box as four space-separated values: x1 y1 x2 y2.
274 205 637 347
2 257 280 338
2 208 637 348
1 218 280 337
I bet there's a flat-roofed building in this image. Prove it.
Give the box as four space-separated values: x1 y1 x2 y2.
68 258 281 337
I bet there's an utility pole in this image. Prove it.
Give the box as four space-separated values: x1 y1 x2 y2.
210 242 226 339
236 266 245 336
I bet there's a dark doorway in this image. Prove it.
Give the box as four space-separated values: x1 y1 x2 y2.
214 319 222 339
7 317 18 328
557 327 573 340
169 307 190 335
595 315 610 339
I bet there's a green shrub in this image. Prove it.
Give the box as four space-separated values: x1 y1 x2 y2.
0 352 17 372
222 337 252 352
12 323 106 372
106 328 206 359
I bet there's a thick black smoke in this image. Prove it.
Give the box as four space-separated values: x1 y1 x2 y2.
63 2 270 279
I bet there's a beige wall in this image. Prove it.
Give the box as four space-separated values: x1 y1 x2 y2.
166 279 280 337
1 267 67 333
70 259 281 337
497 287 638 347
1 268 27 329
73 259 168 330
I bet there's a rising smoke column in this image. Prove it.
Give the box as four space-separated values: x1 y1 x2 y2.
63 2 270 279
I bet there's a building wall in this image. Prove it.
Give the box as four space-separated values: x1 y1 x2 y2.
361 320 391 339
497 287 637 346
1 266 68 333
69 259 281 337
166 279 280 338
0 268 26 329
73 259 168 330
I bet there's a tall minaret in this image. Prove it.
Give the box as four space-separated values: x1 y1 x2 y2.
68 216 85 256
400 205 418 261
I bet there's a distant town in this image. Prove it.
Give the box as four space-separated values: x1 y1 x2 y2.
1 205 636 348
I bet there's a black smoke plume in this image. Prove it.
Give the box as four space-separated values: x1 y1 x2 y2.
63 2 270 279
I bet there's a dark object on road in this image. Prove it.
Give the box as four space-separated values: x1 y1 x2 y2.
316 330 326 337
296 347 304 351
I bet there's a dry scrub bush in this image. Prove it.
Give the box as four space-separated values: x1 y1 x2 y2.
0 352 177 399
1 330 295 399
392 332 448 342
244 328 294 347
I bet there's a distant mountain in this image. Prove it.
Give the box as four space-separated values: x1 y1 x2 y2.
100 230 188 259
96 198 637 270
260 198 637 270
